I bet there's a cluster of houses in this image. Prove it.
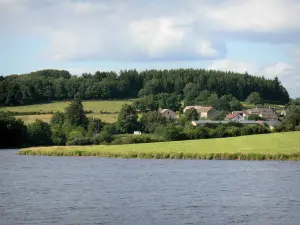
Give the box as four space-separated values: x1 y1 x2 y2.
157 105 285 130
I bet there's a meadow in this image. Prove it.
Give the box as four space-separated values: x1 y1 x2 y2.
0 100 133 113
1 100 133 123
18 132 300 160
241 102 285 110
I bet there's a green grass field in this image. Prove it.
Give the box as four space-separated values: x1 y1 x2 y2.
16 113 119 124
18 132 300 160
0 100 133 113
0 100 133 124
241 102 285 110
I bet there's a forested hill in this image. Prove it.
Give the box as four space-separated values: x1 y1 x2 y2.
0 69 290 106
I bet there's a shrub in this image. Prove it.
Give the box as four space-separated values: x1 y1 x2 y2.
27 119 52 146
0 112 27 148
67 127 86 141
50 112 65 126
66 137 93 146
111 134 165 145
51 125 66 145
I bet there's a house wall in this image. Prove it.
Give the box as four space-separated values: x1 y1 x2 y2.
200 112 208 118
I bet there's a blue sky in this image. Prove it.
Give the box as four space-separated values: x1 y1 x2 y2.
0 0 300 97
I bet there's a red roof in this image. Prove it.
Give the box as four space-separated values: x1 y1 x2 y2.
226 113 238 119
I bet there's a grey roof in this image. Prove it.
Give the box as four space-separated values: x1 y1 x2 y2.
192 120 260 125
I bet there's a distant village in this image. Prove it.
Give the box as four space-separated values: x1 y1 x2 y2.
158 105 286 130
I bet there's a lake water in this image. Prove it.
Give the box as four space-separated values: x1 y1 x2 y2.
1 150 300 225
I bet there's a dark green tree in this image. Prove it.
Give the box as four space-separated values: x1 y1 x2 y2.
140 111 168 133
27 120 52 146
246 92 264 105
116 104 139 133
183 108 199 121
65 97 88 128
0 112 27 148
50 112 65 126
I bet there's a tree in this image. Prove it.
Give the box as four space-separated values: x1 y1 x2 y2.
156 124 183 141
229 98 243 111
116 104 139 133
87 118 103 136
158 93 181 112
195 90 211 105
65 97 88 128
140 111 168 133
50 112 65 126
51 125 66 145
27 120 52 146
290 98 300 106
277 105 300 131
183 108 199 121
0 68 290 106
211 111 227 121
0 112 27 148
246 92 264 105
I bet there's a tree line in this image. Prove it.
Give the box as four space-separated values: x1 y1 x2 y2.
0 68 290 106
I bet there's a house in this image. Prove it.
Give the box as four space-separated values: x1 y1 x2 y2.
191 120 261 126
247 107 278 121
184 106 218 119
159 109 177 120
225 113 244 122
232 111 247 117
134 131 142 135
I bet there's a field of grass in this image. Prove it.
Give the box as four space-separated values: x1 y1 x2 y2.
16 113 119 124
0 100 133 113
87 113 119 123
15 114 53 124
18 132 300 160
1 100 133 124
241 102 285 110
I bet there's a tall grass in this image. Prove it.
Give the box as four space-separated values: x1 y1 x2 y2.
17 148 300 160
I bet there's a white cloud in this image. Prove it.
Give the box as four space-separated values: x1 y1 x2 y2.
1 0 300 62
262 62 295 78
207 59 259 74
205 0 300 32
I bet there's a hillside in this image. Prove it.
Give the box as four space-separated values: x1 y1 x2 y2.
19 132 300 160
1 100 132 123
0 68 290 106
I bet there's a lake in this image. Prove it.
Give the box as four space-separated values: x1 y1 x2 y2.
1 150 300 225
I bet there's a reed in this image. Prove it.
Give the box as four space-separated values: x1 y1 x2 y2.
18 148 300 160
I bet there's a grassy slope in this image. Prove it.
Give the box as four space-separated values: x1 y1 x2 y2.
1 100 132 123
19 132 300 160
0 100 132 113
241 102 285 110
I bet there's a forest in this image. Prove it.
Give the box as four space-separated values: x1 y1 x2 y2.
0 68 290 106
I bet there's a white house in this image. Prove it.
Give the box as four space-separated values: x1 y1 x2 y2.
183 106 218 119
225 113 244 122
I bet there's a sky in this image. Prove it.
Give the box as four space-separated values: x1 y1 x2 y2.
0 0 300 97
